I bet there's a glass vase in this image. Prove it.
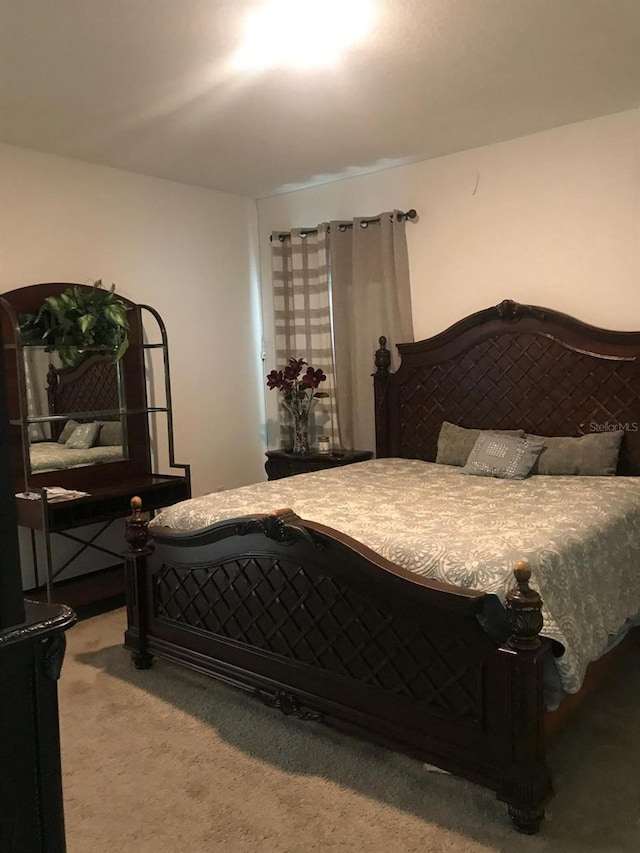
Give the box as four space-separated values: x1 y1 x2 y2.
283 398 315 454
292 409 311 454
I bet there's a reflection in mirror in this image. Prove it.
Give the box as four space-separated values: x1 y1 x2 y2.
25 348 128 474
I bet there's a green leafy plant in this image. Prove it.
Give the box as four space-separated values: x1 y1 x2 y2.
20 280 129 367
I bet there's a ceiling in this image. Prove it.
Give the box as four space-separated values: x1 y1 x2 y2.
1 0 640 199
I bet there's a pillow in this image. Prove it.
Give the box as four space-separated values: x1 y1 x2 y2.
463 432 545 480
65 421 101 450
57 419 80 444
97 420 123 446
528 431 624 476
436 421 525 467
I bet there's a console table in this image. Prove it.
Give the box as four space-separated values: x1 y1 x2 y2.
17 473 190 602
1 282 191 605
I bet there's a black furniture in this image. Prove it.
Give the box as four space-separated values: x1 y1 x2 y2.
16 474 191 603
0 283 190 603
124 299 640 835
0 315 76 853
265 448 373 480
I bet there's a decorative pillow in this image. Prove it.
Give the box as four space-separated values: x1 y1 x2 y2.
528 431 624 476
57 419 80 444
436 421 525 467
65 421 101 450
97 420 123 447
463 432 546 480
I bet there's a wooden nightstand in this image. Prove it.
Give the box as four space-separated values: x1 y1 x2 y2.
265 449 373 481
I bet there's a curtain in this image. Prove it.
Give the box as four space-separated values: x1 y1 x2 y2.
25 348 55 441
271 225 340 447
271 211 413 453
331 212 414 451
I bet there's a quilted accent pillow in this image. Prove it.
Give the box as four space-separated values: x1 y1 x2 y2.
436 421 525 467
528 431 624 476
57 419 80 444
463 432 545 480
65 421 101 450
97 420 123 446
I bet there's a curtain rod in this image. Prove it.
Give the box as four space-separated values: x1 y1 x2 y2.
270 208 417 242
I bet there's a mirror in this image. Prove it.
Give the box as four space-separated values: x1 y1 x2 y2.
24 346 128 474
2 282 158 495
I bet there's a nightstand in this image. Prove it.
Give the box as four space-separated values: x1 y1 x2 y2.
265 449 373 481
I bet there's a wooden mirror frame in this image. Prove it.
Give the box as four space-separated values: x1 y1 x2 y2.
0 282 152 493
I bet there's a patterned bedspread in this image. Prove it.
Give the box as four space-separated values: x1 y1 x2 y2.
30 442 124 472
151 458 640 693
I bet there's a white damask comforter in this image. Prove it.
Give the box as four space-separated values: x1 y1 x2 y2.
29 441 124 472
152 458 640 694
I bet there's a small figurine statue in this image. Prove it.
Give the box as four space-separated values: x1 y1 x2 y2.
375 336 391 375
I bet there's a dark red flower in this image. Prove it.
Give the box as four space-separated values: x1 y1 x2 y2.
267 357 325 401
301 366 326 389
283 357 306 381
266 369 285 390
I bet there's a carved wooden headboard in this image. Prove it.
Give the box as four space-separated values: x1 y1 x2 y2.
46 354 121 440
374 299 640 475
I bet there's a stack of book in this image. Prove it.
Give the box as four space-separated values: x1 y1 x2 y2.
15 486 90 502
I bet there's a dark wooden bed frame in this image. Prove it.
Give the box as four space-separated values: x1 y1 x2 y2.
124 299 640 834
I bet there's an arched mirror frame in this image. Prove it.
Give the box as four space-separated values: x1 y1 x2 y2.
1 282 155 493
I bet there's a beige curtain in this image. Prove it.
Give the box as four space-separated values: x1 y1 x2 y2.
271 211 413 453
271 225 340 447
25 347 55 441
330 212 414 451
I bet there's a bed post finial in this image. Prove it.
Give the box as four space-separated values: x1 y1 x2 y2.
501 559 550 834
125 496 150 553
374 336 391 375
505 559 544 651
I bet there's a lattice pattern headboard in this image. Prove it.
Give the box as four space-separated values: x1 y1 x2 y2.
374 299 640 476
47 354 120 440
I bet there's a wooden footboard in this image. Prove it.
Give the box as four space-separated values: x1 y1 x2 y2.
124 504 552 834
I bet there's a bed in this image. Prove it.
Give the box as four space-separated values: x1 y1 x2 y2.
29 441 124 472
27 352 125 472
124 299 640 834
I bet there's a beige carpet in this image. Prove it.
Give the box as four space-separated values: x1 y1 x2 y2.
59 609 640 853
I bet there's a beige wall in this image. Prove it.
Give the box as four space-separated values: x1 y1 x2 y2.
4 107 640 583
0 143 265 586
256 108 640 445
258 107 640 335
1 142 266 493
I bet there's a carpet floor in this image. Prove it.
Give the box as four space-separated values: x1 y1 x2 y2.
59 608 640 853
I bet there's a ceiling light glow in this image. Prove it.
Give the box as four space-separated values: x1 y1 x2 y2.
233 0 375 72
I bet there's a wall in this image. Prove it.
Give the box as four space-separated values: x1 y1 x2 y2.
256 108 640 447
4 108 640 583
0 143 265 586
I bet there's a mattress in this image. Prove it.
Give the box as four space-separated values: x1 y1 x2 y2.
151 458 640 695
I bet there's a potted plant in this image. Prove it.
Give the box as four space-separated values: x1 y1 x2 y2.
20 280 129 367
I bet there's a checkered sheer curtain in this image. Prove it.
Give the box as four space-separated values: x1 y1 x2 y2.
271 213 414 452
272 225 340 448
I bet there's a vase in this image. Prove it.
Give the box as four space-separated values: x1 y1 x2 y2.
283 399 315 454
292 410 311 454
